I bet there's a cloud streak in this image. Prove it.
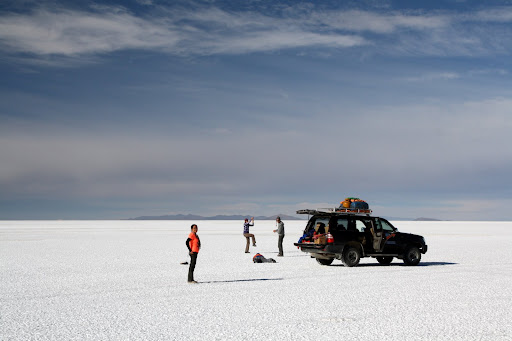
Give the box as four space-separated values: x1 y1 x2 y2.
0 6 366 59
0 8 178 55
2 4 512 63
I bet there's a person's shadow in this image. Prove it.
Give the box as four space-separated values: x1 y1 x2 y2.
199 278 284 284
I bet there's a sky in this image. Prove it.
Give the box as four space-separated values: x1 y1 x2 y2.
1 0 512 220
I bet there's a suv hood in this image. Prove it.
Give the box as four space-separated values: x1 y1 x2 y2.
396 232 425 242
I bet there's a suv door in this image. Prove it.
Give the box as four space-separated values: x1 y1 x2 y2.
374 218 398 253
354 217 375 252
344 216 366 246
329 216 353 246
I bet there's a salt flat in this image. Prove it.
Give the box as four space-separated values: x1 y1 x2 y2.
1 220 511 340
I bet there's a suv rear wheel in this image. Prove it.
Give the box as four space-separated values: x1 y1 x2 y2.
342 246 361 267
403 246 421 266
316 258 334 266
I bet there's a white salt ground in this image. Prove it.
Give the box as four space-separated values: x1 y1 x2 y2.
1 220 511 340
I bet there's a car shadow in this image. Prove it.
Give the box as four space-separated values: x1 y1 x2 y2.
254 251 309 258
418 261 458 266
200 278 284 284
329 261 457 267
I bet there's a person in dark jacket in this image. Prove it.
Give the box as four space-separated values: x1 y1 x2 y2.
273 216 285 256
243 217 256 253
186 224 201 283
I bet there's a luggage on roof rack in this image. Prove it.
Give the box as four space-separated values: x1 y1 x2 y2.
296 207 372 215
297 197 372 216
335 207 372 214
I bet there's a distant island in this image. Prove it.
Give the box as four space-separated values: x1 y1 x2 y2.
381 216 444 221
128 213 441 221
128 213 304 220
383 216 443 221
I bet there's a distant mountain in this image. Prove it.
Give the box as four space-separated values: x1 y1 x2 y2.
383 216 442 221
130 214 205 220
129 213 304 220
382 216 414 221
414 217 443 221
129 214 440 221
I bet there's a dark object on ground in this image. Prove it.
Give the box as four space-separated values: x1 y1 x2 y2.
253 253 277 263
294 207 428 267
180 261 188 265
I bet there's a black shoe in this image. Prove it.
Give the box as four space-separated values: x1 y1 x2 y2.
188 280 198 284
253 244 257 247
277 254 283 257
245 251 250 253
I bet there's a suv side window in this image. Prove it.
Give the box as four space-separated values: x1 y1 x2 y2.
374 218 395 232
355 219 371 232
336 218 349 231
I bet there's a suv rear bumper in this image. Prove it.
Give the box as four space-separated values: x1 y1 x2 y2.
294 242 325 250
294 243 342 255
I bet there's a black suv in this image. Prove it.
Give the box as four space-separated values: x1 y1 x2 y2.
294 209 428 267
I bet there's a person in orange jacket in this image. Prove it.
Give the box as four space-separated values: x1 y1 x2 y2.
186 224 201 283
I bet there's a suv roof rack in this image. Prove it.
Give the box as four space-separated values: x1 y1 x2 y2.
296 208 373 216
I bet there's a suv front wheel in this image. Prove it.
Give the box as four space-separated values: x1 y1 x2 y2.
342 246 361 267
403 246 421 266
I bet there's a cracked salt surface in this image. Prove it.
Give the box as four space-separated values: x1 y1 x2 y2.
1 220 511 340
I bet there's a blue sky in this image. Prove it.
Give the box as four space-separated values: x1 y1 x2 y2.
1 0 512 220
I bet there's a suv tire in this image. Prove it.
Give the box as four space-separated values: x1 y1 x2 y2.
403 246 421 266
316 258 334 266
342 246 361 267
376 256 393 265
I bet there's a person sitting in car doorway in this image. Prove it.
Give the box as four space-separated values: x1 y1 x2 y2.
314 222 326 235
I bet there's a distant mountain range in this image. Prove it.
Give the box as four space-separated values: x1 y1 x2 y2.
128 213 304 220
129 213 441 221
383 216 443 221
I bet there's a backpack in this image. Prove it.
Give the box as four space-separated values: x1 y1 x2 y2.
253 253 276 263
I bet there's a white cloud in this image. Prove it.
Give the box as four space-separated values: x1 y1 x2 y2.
468 68 508 76
195 31 365 54
3 5 512 62
403 72 460 82
136 0 153 5
309 10 450 33
471 7 512 22
0 9 178 55
0 6 366 59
